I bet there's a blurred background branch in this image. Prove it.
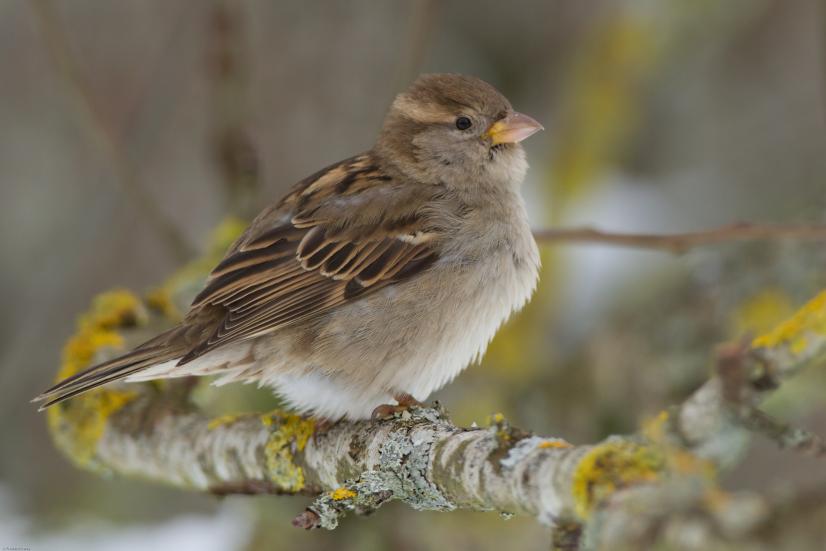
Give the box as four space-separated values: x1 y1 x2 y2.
29 0 196 262
206 0 260 218
394 0 439 91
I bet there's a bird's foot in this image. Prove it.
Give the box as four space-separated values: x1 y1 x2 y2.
370 393 424 421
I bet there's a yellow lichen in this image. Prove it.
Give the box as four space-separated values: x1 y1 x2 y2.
751 291 826 355
207 413 244 431
730 288 794 338
261 411 316 492
57 330 124 382
538 439 572 449
84 290 145 333
641 410 670 444
487 412 512 441
48 389 137 470
572 441 665 519
147 216 247 312
551 14 658 211
208 217 248 255
145 286 179 320
640 411 716 480
47 289 145 470
331 487 356 501
47 218 249 472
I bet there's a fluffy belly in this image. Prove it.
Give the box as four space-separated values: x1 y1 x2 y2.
257 248 538 419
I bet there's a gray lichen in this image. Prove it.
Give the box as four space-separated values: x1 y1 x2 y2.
306 408 457 528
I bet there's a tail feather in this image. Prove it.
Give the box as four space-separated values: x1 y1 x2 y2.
33 345 182 411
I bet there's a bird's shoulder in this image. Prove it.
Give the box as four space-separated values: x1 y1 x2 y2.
229 153 443 252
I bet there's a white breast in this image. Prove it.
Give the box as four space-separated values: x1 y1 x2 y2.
405 226 539 397
418 263 534 394
247 190 539 420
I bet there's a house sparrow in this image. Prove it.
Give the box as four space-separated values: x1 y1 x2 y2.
35 73 542 420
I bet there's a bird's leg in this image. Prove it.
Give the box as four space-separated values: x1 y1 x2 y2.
370 392 425 420
396 392 424 408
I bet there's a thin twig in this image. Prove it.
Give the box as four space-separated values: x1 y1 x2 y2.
713 341 825 459
395 0 439 92
119 4 194 166
532 222 826 253
742 407 826 458
817 0 826 132
206 0 259 218
29 0 195 262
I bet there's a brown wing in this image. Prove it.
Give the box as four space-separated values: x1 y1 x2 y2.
177 154 439 364
33 154 441 409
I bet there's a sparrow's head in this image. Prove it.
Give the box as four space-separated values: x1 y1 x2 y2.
376 73 543 186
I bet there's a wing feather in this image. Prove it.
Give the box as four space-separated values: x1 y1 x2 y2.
177 155 441 365
36 154 444 406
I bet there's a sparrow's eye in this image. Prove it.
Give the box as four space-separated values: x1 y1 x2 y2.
455 116 472 131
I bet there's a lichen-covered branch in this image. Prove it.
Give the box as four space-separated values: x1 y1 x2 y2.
205 0 260 218
99 398 599 530
44 223 826 547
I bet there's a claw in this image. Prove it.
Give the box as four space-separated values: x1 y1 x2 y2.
370 393 424 420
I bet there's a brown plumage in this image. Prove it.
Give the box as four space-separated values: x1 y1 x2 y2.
35 73 543 419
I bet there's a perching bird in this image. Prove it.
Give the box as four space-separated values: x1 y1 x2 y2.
35 73 542 420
